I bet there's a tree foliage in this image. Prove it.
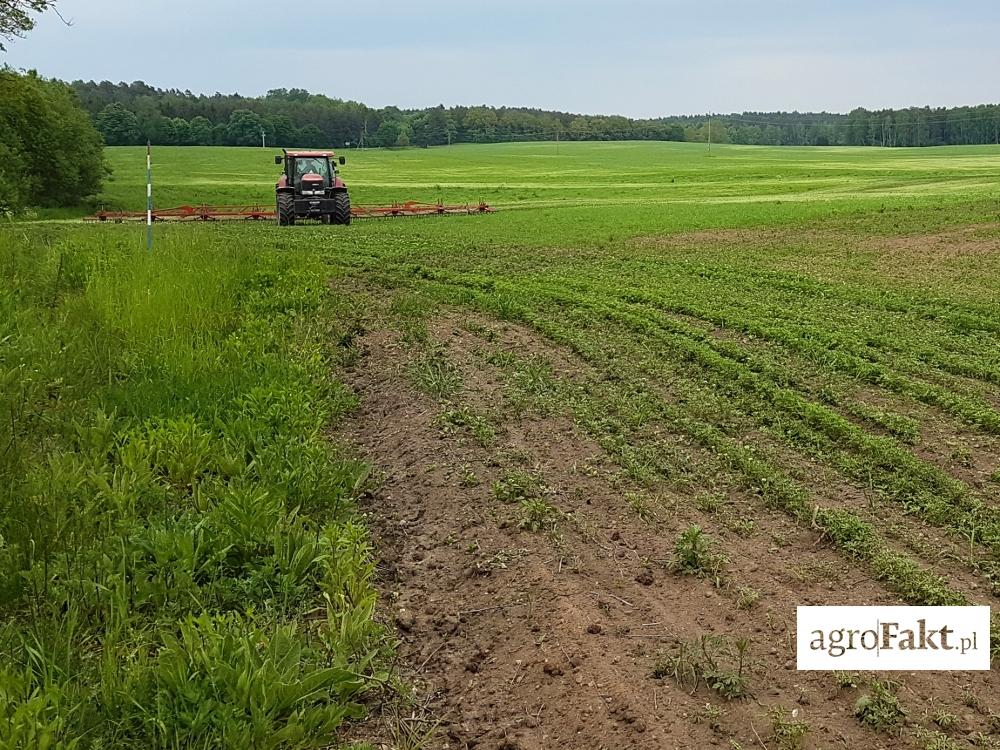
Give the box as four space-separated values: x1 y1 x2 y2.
65 79 1000 150
95 102 141 145
0 0 54 50
226 109 263 146
0 68 106 212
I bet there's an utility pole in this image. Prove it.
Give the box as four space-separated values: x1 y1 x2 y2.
261 128 266 148
555 128 559 155
708 114 712 154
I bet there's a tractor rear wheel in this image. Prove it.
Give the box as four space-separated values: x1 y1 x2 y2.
331 192 351 225
277 193 295 226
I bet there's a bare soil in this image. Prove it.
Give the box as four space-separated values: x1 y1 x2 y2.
334 302 999 749
638 224 1000 259
873 225 1000 258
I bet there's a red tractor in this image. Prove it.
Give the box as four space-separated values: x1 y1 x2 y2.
274 149 350 225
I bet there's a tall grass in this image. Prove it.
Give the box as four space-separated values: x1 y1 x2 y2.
0 224 386 747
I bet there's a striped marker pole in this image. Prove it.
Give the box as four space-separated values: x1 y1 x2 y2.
146 141 153 251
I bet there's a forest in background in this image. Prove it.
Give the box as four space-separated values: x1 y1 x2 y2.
73 79 1000 150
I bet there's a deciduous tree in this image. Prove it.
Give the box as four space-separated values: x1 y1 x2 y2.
0 0 56 50
226 109 263 146
94 102 141 145
0 69 105 211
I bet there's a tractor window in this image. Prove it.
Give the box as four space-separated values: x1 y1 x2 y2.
294 158 329 181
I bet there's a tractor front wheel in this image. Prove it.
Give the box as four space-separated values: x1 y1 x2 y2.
331 192 351 225
277 193 295 226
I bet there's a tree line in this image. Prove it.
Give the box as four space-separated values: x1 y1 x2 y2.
73 80 1000 150
680 108 1000 147
73 81 686 148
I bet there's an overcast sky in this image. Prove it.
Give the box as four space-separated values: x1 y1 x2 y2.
4 0 999 117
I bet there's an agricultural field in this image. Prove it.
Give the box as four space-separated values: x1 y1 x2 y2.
3 140 1000 749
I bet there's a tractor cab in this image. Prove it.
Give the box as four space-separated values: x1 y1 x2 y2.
274 149 350 226
276 151 345 187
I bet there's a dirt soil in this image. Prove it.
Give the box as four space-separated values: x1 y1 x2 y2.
872 224 1000 258
335 305 998 750
638 224 1000 259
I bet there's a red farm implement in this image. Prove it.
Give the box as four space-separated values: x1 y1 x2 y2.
87 148 493 224
88 200 493 223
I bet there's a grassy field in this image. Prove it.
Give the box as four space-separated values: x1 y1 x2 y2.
4 141 1000 747
87 140 1000 215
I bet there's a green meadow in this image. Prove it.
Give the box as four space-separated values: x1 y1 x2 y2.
93 140 1000 215
3 140 1000 746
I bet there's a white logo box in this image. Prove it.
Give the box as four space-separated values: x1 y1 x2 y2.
797 606 991 671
